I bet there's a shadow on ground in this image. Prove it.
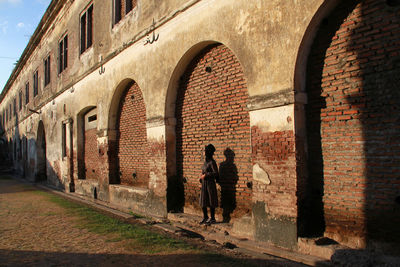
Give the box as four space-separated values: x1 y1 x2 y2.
0 249 306 267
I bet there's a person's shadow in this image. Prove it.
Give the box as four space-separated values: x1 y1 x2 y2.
219 148 238 223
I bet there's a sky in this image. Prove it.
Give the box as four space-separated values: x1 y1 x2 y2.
0 0 51 93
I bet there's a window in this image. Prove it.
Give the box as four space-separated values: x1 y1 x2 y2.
126 0 134 14
25 82 29 104
44 55 51 86
33 70 39 97
58 34 68 74
80 4 93 54
13 99 16 117
19 91 22 111
9 104 11 120
113 0 135 26
62 123 67 158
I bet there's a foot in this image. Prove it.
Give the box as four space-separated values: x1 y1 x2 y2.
199 218 208 225
207 218 216 224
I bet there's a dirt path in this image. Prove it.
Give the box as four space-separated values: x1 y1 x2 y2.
0 177 304 266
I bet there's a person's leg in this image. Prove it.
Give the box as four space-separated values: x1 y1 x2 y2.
207 207 216 224
210 207 215 220
199 207 208 224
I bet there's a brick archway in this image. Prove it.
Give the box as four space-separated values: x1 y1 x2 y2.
109 80 150 188
297 0 400 247
174 43 252 220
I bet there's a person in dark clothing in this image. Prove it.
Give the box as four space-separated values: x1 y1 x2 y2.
199 144 219 224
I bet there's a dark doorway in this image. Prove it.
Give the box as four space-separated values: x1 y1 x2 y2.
36 121 47 182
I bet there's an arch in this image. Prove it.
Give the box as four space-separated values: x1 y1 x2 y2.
108 78 150 187
165 41 218 120
36 120 47 182
295 0 400 247
167 42 252 219
108 78 137 131
293 0 344 238
294 0 342 93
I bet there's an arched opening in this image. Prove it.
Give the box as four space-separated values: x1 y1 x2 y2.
77 106 97 180
108 79 150 187
296 0 400 247
170 43 252 220
36 121 47 182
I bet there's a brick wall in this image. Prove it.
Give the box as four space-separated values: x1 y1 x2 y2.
117 82 149 187
252 128 297 218
84 128 102 180
176 44 252 217
306 0 400 244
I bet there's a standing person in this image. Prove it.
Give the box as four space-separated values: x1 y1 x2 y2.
199 144 219 224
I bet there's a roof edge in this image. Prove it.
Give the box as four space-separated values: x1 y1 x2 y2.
0 0 68 103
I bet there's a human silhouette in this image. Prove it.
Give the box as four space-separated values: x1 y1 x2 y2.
219 148 238 222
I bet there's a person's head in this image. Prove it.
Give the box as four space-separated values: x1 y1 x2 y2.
205 144 215 159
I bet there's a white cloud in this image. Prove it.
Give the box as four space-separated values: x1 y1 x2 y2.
0 21 8 34
17 22 25 28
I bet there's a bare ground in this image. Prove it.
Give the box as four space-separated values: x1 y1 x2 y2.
0 177 304 267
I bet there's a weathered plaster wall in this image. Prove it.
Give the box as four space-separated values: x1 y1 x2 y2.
3 0 376 251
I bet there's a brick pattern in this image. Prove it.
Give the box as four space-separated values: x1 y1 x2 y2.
84 128 102 180
252 128 297 218
119 0 136 20
148 139 167 197
117 82 149 187
176 44 252 215
306 0 400 243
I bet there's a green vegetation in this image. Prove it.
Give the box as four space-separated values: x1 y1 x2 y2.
31 190 258 266
34 190 192 254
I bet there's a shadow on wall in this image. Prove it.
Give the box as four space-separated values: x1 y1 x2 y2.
301 0 359 238
350 0 400 246
167 174 184 213
219 148 238 223
304 0 400 248
167 147 240 220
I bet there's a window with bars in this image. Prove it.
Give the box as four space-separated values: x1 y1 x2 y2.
58 34 68 74
113 0 136 26
13 98 16 117
80 4 93 54
62 122 67 158
44 55 51 86
33 70 39 97
19 91 22 111
25 82 29 104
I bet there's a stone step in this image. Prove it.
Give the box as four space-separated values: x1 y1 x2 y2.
167 212 234 235
298 237 348 260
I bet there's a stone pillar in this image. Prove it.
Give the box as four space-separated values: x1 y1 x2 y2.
145 117 172 217
247 89 298 249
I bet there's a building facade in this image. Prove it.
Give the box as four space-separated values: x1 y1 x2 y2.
1 0 399 252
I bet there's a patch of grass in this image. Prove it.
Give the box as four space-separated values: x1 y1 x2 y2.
35 191 197 254
129 211 146 219
30 189 259 265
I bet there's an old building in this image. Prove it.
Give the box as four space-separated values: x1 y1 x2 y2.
1 0 399 254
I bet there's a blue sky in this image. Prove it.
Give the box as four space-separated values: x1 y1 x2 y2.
0 0 51 93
